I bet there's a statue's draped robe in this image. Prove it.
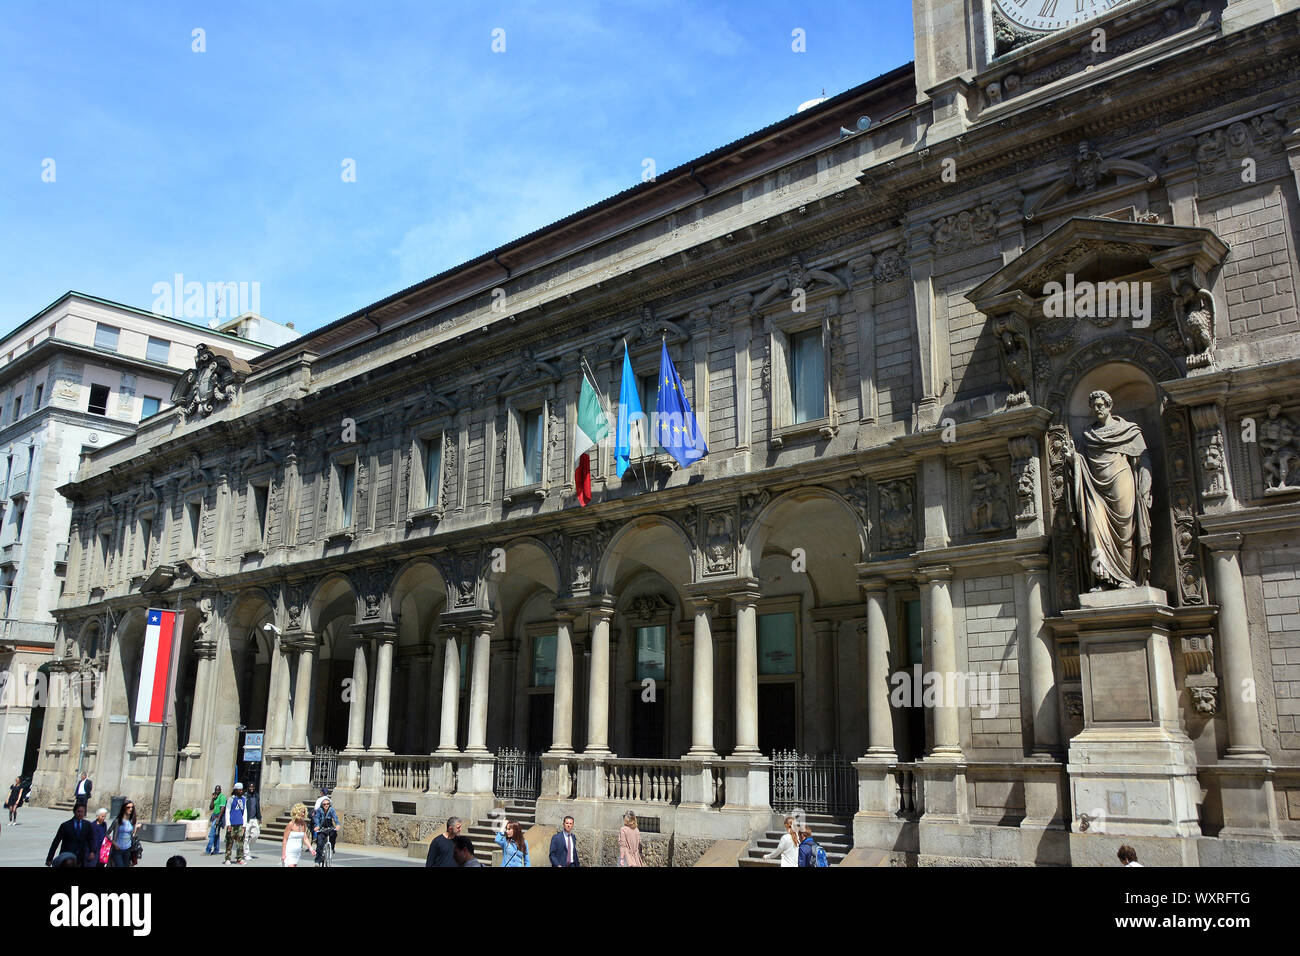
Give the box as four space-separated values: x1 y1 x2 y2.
1072 416 1152 588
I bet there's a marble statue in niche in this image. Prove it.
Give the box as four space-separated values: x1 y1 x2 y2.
1062 390 1153 590
968 457 1011 533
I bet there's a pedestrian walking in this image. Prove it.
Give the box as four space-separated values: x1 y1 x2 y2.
45 803 94 867
426 817 461 867
1117 845 1143 867
107 800 138 868
494 817 529 867
763 816 800 867
452 835 483 867
88 808 109 868
205 785 225 855
617 811 644 867
243 783 262 859
223 782 249 865
72 771 92 808
5 776 23 825
796 827 828 867
281 803 314 867
548 815 582 867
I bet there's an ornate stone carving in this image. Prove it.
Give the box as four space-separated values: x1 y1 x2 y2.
350 563 396 620
441 432 457 509
739 489 770 545
1164 408 1207 606
1198 427 1228 501
1064 692 1084 719
1022 144 1158 221
569 534 593 590
1260 403 1300 491
967 457 1011 534
931 204 996 255
284 582 311 631
1189 685 1218 716
627 593 671 622
170 343 250 422
1184 110 1287 174
872 246 907 283
703 509 736 575
1170 270 1216 370
498 348 561 392
842 475 872 532
994 314 1033 407
878 478 914 552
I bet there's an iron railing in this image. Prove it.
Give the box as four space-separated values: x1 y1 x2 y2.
494 748 541 802
310 746 339 791
769 750 858 816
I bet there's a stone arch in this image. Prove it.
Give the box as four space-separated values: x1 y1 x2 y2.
306 572 358 637
390 557 449 648
595 514 696 595
741 487 867 601
1044 335 1181 418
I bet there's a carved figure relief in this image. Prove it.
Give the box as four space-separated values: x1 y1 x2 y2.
1189 685 1218 716
1260 404 1300 491
1171 271 1216 370
704 509 736 575
994 316 1033 407
967 458 1011 534
739 489 771 545
878 479 915 552
931 205 996 255
570 534 593 590
170 343 250 421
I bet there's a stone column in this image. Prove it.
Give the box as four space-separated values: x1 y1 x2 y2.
370 634 395 753
584 605 614 754
1202 533 1268 759
1018 557 1060 757
920 566 961 759
435 629 461 754
550 610 576 753
465 623 492 754
183 640 217 752
268 639 291 751
688 595 716 756
861 578 896 758
425 647 441 754
732 585 762 756
345 638 369 751
289 639 315 751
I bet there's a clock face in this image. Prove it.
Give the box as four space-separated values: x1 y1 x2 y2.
995 0 1122 33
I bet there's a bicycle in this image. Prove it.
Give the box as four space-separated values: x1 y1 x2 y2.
315 826 336 867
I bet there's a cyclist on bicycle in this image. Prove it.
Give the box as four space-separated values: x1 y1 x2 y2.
313 797 339 866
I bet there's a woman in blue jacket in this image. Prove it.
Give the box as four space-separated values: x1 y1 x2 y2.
494 819 529 867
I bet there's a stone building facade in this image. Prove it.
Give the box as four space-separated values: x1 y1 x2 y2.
29 0 1300 864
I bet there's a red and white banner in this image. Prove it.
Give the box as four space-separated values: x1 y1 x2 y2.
135 608 183 724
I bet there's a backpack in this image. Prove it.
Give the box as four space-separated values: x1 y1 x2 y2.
813 844 829 868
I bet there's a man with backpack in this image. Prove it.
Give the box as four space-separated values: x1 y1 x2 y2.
797 826 829 867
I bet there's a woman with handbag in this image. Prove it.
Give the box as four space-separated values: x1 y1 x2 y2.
88 808 109 868
108 800 137 868
617 811 643 867
493 818 529 867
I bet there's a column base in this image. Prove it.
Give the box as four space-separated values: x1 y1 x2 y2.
455 752 497 795
721 754 770 810
919 760 968 825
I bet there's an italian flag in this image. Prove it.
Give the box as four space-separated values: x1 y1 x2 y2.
574 372 610 506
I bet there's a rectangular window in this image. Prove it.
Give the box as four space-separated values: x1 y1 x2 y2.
146 337 170 364
98 532 111 582
532 634 557 687
253 484 270 542
34 384 42 407
11 397 20 421
758 612 797 676
520 409 544 486
13 502 25 541
635 625 667 682
94 324 120 352
26 446 34 479
88 384 110 416
423 437 442 509
186 501 201 555
789 328 825 424
638 373 664 453
337 462 355 528
141 396 161 419
139 517 153 570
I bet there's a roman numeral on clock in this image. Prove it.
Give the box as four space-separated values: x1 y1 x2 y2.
1039 0 1059 17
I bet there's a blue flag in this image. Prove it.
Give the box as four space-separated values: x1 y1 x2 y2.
615 344 646 477
655 341 708 468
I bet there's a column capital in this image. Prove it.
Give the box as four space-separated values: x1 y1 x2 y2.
1016 554 1051 574
193 639 218 661
1199 531 1244 554
438 609 497 635
916 564 953 584
728 578 764 607
859 575 890 595
351 620 398 643
281 631 317 654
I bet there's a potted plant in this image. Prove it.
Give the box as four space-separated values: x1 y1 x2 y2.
173 807 208 840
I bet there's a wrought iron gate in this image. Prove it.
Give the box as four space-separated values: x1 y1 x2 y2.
769 750 857 816
494 748 541 802
311 747 339 790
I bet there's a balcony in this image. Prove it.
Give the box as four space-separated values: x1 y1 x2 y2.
0 543 18 569
0 618 57 648
7 472 28 500
54 542 69 567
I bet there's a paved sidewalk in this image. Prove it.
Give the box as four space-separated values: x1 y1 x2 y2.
0 806 422 867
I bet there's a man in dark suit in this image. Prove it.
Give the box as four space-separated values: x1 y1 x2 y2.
47 804 94 867
549 815 581 867
73 772 92 807
426 816 461 867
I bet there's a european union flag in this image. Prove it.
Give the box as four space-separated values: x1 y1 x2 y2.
654 341 707 468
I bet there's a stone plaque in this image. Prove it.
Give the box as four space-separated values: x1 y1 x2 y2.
1088 642 1152 723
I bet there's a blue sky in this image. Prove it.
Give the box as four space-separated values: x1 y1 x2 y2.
0 1 914 336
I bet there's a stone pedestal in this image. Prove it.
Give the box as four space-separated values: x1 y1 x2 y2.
1064 589 1201 838
721 754 770 810
1202 763 1280 841
454 752 496 795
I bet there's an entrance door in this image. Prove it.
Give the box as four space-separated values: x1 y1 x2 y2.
631 690 665 758
758 682 797 754
527 694 553 753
